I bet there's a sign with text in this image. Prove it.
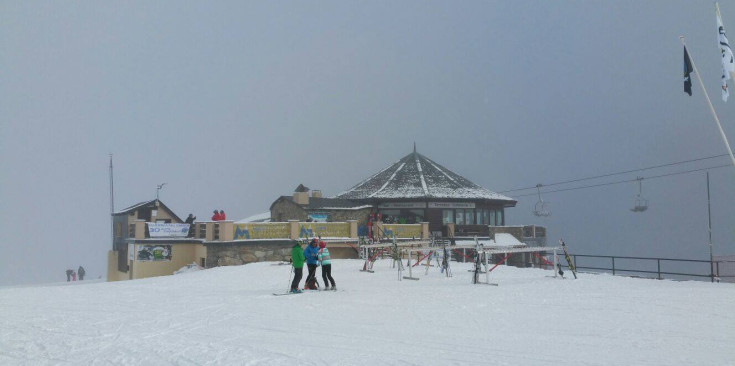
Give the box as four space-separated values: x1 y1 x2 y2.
378 202 427 209
381 224 422 239
147 223 190 237
299 223 350 238
428 202 476 209
233 223 290 240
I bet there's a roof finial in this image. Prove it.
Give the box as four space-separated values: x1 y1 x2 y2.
413 142 416 153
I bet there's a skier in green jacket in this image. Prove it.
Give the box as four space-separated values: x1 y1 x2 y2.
290 240 306 293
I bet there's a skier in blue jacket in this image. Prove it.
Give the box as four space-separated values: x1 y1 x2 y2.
303 238 320 289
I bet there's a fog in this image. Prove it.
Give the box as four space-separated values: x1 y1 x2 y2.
1 1 733 286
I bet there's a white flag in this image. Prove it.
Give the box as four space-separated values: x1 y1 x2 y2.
717 2 735 101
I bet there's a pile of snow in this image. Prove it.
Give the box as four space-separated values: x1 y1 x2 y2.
236 211 271 223
1 260 733 365
454 233 525 247
173 262 202 275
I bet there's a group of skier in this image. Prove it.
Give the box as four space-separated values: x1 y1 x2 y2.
290 238 336 293
65 266 86 282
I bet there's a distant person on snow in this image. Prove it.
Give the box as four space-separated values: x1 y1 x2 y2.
303 238 320 290
78 266 86 281
211 210 222 221
66 269 72 282
318 241 336 290
219 210 226 221
71 271 77 281
290 240 305 293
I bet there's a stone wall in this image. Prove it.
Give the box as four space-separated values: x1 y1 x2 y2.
205 240 361 268
205 240 294 267
271 200 307 222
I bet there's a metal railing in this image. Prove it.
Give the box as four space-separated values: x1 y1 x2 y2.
559 254 735 282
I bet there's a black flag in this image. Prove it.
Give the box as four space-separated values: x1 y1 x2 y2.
684 46 694 96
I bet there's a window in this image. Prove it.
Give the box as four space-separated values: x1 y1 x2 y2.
465 210 474 225
442 210 454 224
497 210 504 225
476 210 485 225
488 210 496 226
455 210 465 225
198 223 206 239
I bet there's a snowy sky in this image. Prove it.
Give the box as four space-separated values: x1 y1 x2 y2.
1 1 734 286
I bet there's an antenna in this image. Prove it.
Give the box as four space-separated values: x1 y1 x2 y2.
156 183 167 200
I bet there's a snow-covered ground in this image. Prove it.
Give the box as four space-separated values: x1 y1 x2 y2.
1 259 733 365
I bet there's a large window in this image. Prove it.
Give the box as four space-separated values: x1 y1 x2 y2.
442 210 454 224
476 210 485 225
455 210 465 225
465 210 474 225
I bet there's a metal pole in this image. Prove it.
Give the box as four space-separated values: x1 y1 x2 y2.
657 259 661 280
109 154 115 250
612 257 616 276
707 172 714 282
553 249 558 278
680 37 735 167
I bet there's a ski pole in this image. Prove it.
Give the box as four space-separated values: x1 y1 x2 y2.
287 265 293 292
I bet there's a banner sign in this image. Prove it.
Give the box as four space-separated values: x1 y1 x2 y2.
147 223 190 237
378 202 427 209
381 224 422 239
307 213 329 222
234 223 290 240
428 202 475 209
136 245 172 261
299 223 350 238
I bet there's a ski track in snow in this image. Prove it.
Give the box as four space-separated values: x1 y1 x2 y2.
0 259 733 365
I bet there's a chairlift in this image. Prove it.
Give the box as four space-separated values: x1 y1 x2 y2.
533 184 551 217
630 177 648 213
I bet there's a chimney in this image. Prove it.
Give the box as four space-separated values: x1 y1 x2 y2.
312 190 322 198
293 191 309 205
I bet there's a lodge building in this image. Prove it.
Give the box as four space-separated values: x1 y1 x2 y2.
270 147 517 237
108 148 545 282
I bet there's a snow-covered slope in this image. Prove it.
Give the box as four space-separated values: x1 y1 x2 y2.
1 260 733 365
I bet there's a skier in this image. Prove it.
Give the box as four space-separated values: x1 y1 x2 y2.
65 269 72 282
78 266 86 281
71 271 77 281
303 238 320 290
290 240 305 293
318 241 336 290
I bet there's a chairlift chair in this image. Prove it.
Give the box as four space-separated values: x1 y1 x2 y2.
630 177 649 212
533 184 551 217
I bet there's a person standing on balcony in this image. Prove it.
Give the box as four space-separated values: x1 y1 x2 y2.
211 210 222 221
185 214 196 237
219 210 226 220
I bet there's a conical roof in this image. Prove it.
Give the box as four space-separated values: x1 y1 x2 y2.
334 150 515 203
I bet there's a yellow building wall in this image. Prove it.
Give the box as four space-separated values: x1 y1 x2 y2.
106 250 130 282
132 243 200 279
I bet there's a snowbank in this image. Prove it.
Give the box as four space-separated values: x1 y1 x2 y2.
0 260 733 365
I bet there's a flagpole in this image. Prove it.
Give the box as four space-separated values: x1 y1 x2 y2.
679 36 735 167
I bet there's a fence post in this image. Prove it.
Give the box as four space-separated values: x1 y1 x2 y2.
612 257 615 276
657 259 661 280
711 259 714 283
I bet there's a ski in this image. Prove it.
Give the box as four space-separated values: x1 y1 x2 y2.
559 239 577 279
273 291 304 296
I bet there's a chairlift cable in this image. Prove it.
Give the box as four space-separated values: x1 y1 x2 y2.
499 153 730 194
511 164 731 198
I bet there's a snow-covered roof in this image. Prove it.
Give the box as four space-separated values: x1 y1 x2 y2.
236 212 272 223
333 150 515 203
